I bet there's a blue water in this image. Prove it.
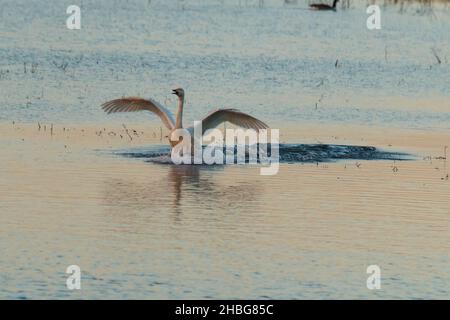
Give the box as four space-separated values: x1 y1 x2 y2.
1 0 449 300
1 0 449 128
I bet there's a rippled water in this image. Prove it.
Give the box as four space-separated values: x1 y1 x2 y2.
1 0 449 299
1 0 450 128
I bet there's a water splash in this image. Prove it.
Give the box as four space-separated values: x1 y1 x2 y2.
114 143 411 164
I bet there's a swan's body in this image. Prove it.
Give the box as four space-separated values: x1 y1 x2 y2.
309 0 339 11
101 88 269 148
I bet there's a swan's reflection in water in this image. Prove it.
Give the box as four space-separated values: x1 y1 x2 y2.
103 164 262 220
103 143 409 222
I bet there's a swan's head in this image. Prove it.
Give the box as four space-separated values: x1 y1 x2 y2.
172 88 185 99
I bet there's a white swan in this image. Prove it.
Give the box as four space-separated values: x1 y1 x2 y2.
101 88 269 147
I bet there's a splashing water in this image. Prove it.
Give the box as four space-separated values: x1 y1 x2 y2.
113 143 411 164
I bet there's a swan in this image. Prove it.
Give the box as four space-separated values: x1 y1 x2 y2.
101 88 269 147
309 0 339 11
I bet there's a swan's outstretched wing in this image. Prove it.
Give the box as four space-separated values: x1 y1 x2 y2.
201 109 269 134
101 97 175 130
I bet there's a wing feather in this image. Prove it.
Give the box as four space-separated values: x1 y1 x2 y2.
101 97 175 130
201 109 269 134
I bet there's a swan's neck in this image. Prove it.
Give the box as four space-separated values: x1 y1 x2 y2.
332 0 338 8
175 96 184 129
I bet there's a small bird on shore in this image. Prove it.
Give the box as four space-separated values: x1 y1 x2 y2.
309 0 339 11
101 88 269 148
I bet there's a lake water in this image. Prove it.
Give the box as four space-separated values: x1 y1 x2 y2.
0 0 449 299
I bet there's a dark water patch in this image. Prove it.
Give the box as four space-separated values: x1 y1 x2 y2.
112 143 412 164
279 144 410 163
